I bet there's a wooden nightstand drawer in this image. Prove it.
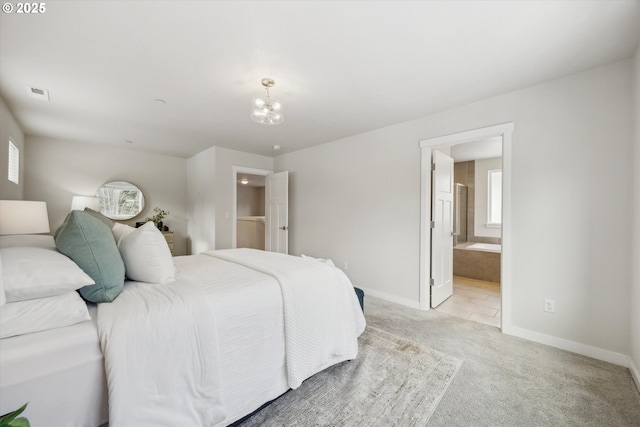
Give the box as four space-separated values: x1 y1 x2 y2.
162 231 174 255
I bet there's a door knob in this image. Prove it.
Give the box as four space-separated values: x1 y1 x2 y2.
280 226 288 231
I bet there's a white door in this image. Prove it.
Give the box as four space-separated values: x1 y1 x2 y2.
265 171 289 253
431 151 454 307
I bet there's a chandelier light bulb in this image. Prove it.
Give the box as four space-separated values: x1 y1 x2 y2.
251 78 284 125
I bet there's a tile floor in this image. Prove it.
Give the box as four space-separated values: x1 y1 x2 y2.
435 276 501 328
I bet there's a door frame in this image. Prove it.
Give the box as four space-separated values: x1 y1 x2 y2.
419 123 514 332
231 166 273 249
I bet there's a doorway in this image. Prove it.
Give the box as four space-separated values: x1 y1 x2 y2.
236 173 266 250
438 141 503 327
232 166 272 250
419 123 513 332
232 167 289 254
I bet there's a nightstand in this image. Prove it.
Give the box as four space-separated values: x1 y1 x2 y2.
162 231 174 255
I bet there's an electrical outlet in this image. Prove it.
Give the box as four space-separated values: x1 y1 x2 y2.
544 298 555 313
342 261 348 271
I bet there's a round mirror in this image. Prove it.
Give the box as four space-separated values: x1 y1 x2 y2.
96 181 145 220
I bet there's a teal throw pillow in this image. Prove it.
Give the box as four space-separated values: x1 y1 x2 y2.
83 207 114 229
55 211 125 302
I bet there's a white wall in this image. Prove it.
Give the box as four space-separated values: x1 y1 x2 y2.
276 126 422 304
0 96 24 200
186 146 273 253
187 146 216 255
630 44 640 386
24 137 189 255
237 186 265 217
474 157 502 239
275 60 633 357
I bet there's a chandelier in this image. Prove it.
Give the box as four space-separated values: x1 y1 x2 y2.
251 78 284 125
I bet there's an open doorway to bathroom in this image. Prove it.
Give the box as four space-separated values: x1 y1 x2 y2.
420 123 514 333
436 138 502 327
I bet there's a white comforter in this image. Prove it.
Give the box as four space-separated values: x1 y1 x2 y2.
205 249 366 388
97 249 366 427
97 280 226 427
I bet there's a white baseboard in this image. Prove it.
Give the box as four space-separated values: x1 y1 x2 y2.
358 287 420 310
366 291 638 383
629 356 640 392
503 325 630 368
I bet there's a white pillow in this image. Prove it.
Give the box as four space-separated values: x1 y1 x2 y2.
0 235 58 306
112 222 136 245
1 246 95 302
0 234 57 250
118 221 175 284
0 291 91 339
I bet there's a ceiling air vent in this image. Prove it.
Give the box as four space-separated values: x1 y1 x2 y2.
26 86 50 101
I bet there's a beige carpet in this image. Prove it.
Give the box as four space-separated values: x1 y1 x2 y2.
365 297 640 426
237 326 462 426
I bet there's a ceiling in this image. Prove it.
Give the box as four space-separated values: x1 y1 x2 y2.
1 1 639 159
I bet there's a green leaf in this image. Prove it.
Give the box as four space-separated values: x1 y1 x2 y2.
0 403 28 427
8 418 30 427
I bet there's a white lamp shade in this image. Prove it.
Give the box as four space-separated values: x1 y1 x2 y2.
71 196 101 212
0 200 50 235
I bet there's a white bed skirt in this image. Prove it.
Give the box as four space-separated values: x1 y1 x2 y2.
0 305 108 427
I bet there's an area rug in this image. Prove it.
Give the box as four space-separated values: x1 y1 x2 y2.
237 326 463 426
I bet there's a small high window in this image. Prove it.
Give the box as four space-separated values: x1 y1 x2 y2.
487 169 502 226
8 139 19 185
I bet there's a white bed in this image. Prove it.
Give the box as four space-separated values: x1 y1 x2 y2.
0 304 108 426
0 242 365 426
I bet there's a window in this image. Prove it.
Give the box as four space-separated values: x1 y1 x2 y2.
487 169 502 226
8 139 19 185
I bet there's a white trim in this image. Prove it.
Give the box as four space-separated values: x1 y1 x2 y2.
504 325 630 368
629 356 640 392
418 147 431 310
419 123 514 331
419 123 514 148
358 286 421 310
231 166 272 248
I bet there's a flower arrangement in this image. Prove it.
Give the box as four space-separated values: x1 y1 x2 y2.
145 207 169 225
